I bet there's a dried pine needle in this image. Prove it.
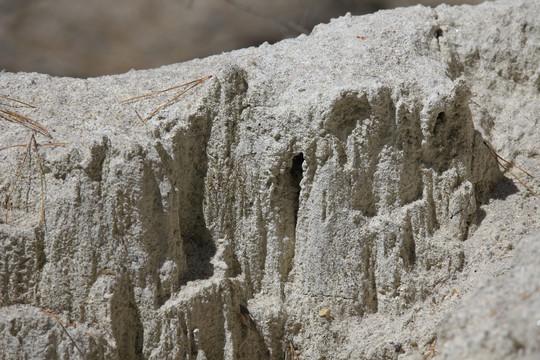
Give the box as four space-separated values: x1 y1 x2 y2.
120 75 212 122
0 144 27 151
0 141 67 151
0 109 52 138
289 341 300 360
424 341 437 360
39 309 85 358
1 96 67 223
484 140 538 196
470 99 481 108
31 134 46 223
0 95 35 108
5 135 32 223
0 96 51 137
2 138 66 224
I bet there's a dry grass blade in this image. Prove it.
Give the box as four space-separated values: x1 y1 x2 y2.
0 109 52 138
119 75 212 122
484 141 538 196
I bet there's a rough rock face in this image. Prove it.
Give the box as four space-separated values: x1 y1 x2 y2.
0 0 538 359
438 234 540 360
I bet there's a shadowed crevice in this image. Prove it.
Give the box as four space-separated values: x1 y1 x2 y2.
290 153 304 228
111 272 144 360
174 114 215 284
270 152 304 297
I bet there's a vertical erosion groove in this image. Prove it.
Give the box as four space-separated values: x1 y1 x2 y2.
175 114 215 284
274 153 304 293
290 153 304 228
400 217 417 271
111 272 144 360
327 94 371 143
364 246 378 314
284 153 304 283
433 111 446 137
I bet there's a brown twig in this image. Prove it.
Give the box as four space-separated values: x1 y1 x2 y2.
120 75 212 122
484 141 538 196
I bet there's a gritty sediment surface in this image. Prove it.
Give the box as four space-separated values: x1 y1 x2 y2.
0 0 539 359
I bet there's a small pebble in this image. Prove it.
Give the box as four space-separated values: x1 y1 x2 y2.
319 308 331 319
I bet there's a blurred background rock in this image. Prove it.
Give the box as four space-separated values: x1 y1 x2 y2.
0 0 485 78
